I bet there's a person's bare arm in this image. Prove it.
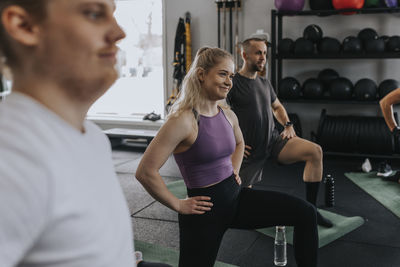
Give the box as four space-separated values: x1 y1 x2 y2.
225 109 244 173
271 98 296 139
379 88 400 131
136 111 213 214
225 109 245 184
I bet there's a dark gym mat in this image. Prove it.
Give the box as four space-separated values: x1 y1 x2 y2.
134 239 238 267
345 171 400 219
257 209 364 248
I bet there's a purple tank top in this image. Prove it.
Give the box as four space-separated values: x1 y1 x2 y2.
174 108 236 188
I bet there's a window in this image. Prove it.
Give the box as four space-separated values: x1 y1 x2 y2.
0 67 12 101
88 0 164 120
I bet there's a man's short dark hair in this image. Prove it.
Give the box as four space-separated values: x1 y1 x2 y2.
0 0 48 68
241 38 268 54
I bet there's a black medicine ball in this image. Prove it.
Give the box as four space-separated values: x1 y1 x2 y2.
318 37 341 54
386 36 400 52
279 77 302 99
329 77 353 100
342 36 362 53
318 69 340 91
358 28 378 44
379 79 400 99
354 79 377 101
302 78 324 99
294 37 314 55
380 35 390 44
303 25 323 43
278 38 295 54
365 38 385 53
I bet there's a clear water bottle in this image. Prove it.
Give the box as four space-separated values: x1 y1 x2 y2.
274 226 287 266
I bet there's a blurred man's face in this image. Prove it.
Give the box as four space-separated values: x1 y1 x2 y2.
244 40 267 73
33 0 125 100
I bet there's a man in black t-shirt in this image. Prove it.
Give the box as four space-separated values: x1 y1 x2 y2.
227 36 333 227
379 88 400 183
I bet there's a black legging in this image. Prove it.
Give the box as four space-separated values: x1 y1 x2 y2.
178 174 318 267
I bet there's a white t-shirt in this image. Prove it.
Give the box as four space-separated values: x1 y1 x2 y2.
0 93 135 267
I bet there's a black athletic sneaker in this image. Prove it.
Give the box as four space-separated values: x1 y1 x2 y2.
377 161 393 177
143 112 161 122
382 171 400 183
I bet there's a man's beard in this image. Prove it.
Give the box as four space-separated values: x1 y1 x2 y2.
250 62 264 72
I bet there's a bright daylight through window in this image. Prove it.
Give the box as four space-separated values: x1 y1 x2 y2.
88 0 164 120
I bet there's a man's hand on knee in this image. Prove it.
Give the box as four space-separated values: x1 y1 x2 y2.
244 145 252 158
280 126 297 139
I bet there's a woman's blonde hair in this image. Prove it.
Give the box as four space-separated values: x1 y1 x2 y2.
168 47 233 118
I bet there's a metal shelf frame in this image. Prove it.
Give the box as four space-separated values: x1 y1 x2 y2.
270 7 400 91
269 7 400 157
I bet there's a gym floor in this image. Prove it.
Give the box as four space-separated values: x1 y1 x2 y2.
113 144 400 267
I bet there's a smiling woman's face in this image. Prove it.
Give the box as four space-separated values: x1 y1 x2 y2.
200 57 235 101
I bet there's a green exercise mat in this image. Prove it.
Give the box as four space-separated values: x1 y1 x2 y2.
166 180 187 199
134 240 237 267
345 171 400 219
257 209 364 248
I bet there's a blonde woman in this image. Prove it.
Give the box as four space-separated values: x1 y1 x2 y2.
136 47 318 267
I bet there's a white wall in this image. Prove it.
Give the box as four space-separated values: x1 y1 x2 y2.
164 0 400 138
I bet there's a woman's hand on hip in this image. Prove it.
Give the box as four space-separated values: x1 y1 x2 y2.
178 196 213 214
234 172 242 185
